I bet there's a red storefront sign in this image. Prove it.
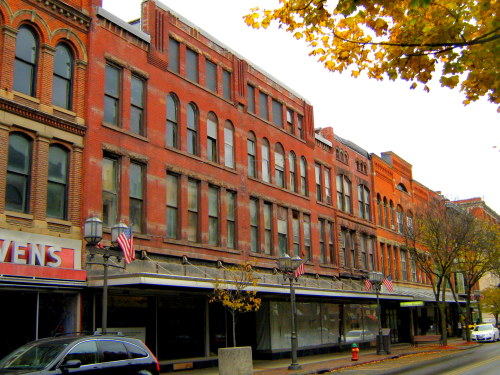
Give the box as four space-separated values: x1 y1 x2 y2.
0 229 86 281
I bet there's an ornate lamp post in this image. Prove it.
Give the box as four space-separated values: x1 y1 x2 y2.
277 254 303 370
84 217 128 334
368 271 385 355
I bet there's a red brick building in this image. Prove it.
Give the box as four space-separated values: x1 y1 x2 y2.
3 0 497 369
0 0 90 357
81 0 396 364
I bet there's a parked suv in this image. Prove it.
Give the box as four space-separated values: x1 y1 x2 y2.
0 334 160 374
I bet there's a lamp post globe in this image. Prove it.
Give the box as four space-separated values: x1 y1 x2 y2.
84 217 103 245
111 222 128 246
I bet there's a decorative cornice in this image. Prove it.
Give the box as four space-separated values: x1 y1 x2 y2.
32 0 91 30
0 97 86 136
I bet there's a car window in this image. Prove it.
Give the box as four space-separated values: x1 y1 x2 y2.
124 342 148 359
64 341 98 366
98 340 129 362
0 342 68 370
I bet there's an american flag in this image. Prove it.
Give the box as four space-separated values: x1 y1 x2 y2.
117 227 135 264
294 261 305 278
383 275 394 292
364 278 372 291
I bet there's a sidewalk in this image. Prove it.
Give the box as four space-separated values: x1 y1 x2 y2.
161 338 477 375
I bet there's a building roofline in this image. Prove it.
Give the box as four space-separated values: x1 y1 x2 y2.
96 7 151 42
155 1 311 105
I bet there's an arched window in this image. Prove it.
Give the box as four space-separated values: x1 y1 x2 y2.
300 156 307 196
187 103 198 155
377 194 382 225
383 197 389 228
224 120 235 168
247 131 256 177
396 183 408 193
261 138 270 183
336 174 351 213
358 184 371 220
6 133 33 213
274 143 285 188
407 210 414 235
390 200 395 229
207 112 218 162
47 144 69 219
166 93 179 148
397 205 405 233
289 151 297 192
14 25 38 96
52 44 73 109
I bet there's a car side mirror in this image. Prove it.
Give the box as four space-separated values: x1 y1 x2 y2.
60 359 82 371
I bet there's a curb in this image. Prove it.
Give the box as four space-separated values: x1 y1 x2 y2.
288 343 482 375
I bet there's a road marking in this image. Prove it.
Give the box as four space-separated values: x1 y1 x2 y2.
441 356 500 375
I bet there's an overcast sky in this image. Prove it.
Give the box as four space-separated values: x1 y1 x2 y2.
102 0 500 214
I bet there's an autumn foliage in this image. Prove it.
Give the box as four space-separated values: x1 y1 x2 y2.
245 0 500 110
210 263 261 347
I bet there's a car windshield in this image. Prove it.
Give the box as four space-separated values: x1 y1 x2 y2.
0 341 68 370
474 325 492 332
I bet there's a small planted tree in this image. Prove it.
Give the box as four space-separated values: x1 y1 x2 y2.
481 287 500 327
209 263 261 347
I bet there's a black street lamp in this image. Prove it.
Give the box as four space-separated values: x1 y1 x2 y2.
84 217 128 334
277 254 303 371
368 271 385 355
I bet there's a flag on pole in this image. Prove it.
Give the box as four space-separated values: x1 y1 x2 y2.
294 261 305 278
364 278 373 291
383 275 394 292
117 227 135 264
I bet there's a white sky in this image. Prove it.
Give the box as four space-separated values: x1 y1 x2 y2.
102 0 500 214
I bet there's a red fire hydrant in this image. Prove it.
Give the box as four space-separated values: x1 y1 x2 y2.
351 343 359 361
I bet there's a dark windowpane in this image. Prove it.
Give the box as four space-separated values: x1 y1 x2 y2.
102 157 118 226
247 85 255 113
104 96 118 125
124 342 147 359
105 65 120 97
6 134 32 212
14 27 38 96
15 27 37 62
130 107 143 134
130 199 142 232
13 60 35 96
166 94 178 148
259 92 268 119
99 340 129 362
54 45 72 78
104 64 120 125
6 174 28 212
222 70 231 100
272 99 283 127
47 146 68 219
52 76 71 109
52 45 73 109
206 60 217 92
169 38 180 73
186 48 198 82
47 183 65 219
65 341 98 366
131 77 144 107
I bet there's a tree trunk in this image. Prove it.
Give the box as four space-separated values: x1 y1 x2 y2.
231 310 237 347
438 301 448 346
464 300 472 342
